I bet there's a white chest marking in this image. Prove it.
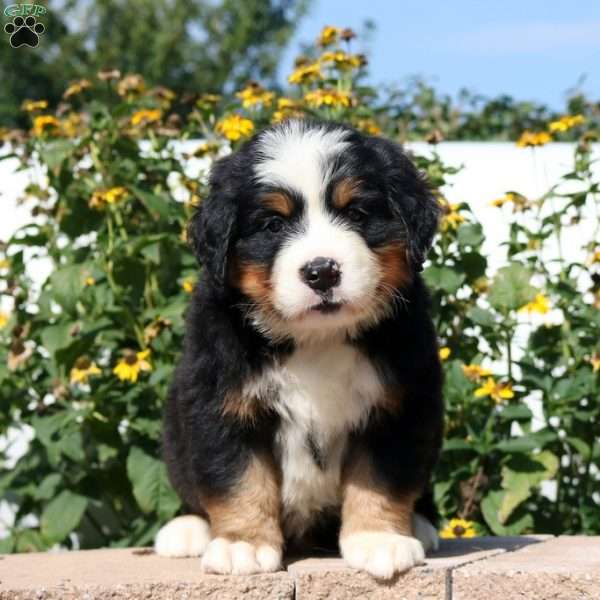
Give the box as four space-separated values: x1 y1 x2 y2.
243 341 384 538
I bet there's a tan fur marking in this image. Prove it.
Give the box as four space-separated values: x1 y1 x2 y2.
204 453 283 548
222 391 260 422
341 450 416 538
332 177 362 209
235 262 272 304
261 192 294 217
374 243 412 291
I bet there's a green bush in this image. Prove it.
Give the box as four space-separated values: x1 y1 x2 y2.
0 26 599 551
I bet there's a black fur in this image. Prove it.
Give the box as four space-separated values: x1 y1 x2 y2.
163 120 444 550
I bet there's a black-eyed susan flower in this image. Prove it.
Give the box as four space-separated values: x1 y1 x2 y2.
130 109 162 127
590 354 600 372
193 141 221 157
182 277 195 293
113 349 152 383
0 311 8 329
63 79 91 99
317 25 341 47
355 119 381 136
474 377 514 403
439 347 451 361
236 82 275 108
440 518 477 539
517 131 552 148
462 364 493 381
32 115 61 137
89 186 128 209
22 99 48 112
549 114 585 133
288 62 322 85
439 201 466 231
70 356 101 384
304 89 352 108
84 276 96 286
117 74 146 97
272 98 304 123
490 192 532 211
216 114 254 141
519 293 551 315
319 50 363 70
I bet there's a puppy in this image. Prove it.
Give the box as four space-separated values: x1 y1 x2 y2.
155 119 444 579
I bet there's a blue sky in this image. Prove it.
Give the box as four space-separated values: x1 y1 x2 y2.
279 0 600 109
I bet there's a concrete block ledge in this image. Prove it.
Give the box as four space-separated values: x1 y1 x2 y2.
0 536 598 600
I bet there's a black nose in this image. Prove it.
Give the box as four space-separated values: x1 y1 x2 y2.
300 257 341 292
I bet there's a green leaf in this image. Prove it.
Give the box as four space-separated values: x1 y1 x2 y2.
457 223 484 248
467 306 497 327
127 447 180 520
481 489 534 535
423 265 465 294
39 139 75 172
41 491 88 543
488 263 536 312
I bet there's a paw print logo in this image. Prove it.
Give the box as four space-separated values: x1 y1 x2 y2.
4 16 45 48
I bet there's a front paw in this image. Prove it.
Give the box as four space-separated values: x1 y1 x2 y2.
340 531 425 579
201 537 282 575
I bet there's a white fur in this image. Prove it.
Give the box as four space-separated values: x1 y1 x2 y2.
340 532 425 579
201 538 282 575
154 515 211 557
240 339 384 539
412 513 439 552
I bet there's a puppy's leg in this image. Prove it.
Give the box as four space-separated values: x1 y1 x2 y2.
155 514 211 557
201 453 283 575
340 451 425 579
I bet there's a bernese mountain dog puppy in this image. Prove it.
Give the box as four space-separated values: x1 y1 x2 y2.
154 119 444 579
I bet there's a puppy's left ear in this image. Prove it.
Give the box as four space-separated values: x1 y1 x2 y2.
188 155 238 294
366 136 440 271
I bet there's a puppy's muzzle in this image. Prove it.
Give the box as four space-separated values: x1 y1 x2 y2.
300 257 341 292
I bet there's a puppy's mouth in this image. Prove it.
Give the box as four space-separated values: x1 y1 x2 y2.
310 300 343 314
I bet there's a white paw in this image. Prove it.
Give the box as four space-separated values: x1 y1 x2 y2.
341 531 425 579
201 537 282 575
412 513 439 552
154 515 211 557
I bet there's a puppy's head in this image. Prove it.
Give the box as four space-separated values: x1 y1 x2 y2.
190 120 439 342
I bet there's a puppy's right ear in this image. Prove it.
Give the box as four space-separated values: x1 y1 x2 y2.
188 156 237 294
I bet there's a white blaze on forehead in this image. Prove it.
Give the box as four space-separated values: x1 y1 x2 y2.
254 120 349 205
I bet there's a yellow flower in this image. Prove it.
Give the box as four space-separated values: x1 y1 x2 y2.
517 131 552 147
587 250 600 265
130 109 162 127
193 141 221 157
236 82 275 108
462 364 493 381
474 377 515 403
490 192 531 211
288 62 322 85
304 89 352 108
590 354 600 372
272 98 304 123
196 94 222 110
32 115 61 136
519 293 551 315
70 357 102 384
439 347 451 361
0 312 8 329
22 99 48 112
549 114 585 133
0 259 9 270
84 277 96 286
60 112 83 137
117 74 146 97
319 50 363 70
182 278 195 293
216 114 254 142
440 518 477 539
63 79 91 99
113 349 152 383
441 209 465 231
355 118 381 136
90 186 128 209
318 25 341 46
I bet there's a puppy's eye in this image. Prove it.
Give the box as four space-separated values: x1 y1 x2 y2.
264 217 284 233
346 208 367 223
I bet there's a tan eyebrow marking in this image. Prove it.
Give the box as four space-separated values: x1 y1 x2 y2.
260 192 294 217
332 177 362 209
